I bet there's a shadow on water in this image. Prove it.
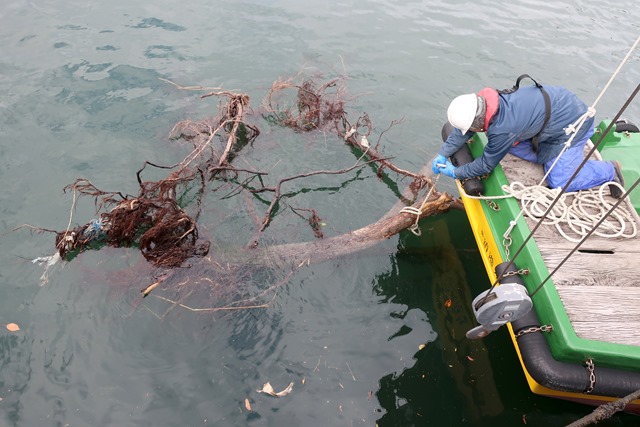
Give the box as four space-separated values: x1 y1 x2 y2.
0 334 34 425
370 210 638 427
372 210 502 425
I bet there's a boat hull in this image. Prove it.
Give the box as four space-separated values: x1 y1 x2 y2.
457 124 640 413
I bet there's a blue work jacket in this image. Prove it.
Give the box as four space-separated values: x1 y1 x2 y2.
438 86 594 179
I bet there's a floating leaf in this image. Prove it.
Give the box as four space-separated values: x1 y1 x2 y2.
256 381 294 397
244 398 252 411
258 382 275 395
6 323 20 332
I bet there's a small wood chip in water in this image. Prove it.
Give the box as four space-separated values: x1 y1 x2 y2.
141 280 162 297
256 381 294 397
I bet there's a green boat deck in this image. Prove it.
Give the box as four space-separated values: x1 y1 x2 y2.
467 123 640 371
596 120 640 214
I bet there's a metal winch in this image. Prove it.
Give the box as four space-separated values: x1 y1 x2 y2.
466 262 533 340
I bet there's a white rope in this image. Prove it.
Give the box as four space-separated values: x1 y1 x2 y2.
502 181 637 243
458 185 511 200
590 35 640 111
400 174 440 236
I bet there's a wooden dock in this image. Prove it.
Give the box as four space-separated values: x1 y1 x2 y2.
501 151 640 346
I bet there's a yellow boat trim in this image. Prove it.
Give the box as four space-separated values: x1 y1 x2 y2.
456 181 501 283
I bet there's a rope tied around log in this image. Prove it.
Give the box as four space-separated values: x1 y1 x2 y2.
399 174 441 236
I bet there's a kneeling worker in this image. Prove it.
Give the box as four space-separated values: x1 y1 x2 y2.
432 77 625 198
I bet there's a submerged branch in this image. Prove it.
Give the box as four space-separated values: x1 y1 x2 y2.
252 165 462 267
256 191 460 267
248 156 384 247
565 389 640 427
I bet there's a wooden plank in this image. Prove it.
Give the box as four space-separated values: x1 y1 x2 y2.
538 247 640 287
555 285 640 346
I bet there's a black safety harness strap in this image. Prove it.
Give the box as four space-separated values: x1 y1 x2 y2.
498 74 551 152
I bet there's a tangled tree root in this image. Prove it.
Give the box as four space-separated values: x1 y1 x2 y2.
54 89 258 269
263 74 346 131
55 177 210 268
21 71 461 308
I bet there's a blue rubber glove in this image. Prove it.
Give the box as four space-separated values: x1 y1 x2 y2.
439 160 457 179
431 154 447 175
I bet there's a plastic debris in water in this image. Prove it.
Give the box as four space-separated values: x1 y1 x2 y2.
31 252 62 285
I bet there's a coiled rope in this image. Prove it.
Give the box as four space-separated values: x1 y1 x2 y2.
502 181 637 242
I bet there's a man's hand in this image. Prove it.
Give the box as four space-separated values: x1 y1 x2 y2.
431 154 447 174
439 161 457 178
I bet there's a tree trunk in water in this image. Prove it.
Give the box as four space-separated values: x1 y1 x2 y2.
254 191 462 268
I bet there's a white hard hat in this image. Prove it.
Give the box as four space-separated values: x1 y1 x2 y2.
447 93 478 134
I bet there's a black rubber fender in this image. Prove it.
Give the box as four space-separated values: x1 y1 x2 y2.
440 121 484 196
441 120 456 142
511 308 640 397
614 119 639 133
494 261 640 397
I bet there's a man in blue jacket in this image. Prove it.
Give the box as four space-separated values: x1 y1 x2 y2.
432 82 625 198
